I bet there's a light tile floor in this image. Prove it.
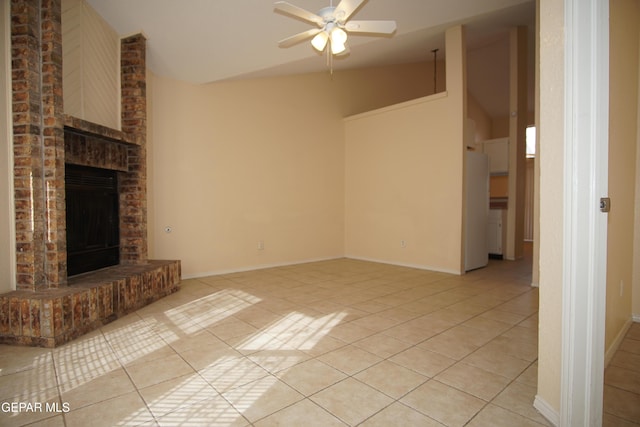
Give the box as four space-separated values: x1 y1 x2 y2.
604 322 640 426
0 250 637 426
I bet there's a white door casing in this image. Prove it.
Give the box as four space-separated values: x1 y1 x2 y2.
560 0 609 425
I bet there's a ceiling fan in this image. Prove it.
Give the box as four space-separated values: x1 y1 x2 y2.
274 0 397 56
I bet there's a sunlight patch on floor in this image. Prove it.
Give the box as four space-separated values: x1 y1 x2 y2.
239 311 348 351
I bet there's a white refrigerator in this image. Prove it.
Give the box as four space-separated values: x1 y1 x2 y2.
464 151 489 271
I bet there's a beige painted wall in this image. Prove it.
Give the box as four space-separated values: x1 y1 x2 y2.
492 111 536 138
148 73 344 276
537 0 565 412
506 27 528 261
331 60 445 117
468 93 492 142
0 1 14 293
62 0 120 129
606 0 639 353
344 93 463 273
148 62 435 277
343 26 466 274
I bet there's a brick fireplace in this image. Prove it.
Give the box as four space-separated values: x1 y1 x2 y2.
0 0 180 347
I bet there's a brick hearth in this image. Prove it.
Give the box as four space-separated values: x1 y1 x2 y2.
2 0 180 347
0 261 180 347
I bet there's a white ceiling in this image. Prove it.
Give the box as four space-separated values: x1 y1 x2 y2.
86 0 536 118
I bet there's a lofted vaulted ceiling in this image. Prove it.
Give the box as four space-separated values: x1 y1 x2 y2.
86 0 536 119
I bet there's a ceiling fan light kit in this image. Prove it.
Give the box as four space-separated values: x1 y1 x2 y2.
275 0 396 60
332 41 346 55
311 31 329 51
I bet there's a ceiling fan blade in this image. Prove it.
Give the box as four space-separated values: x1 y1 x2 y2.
278 28 322 48
334 0 366 23
274 1 324 26
345 20 397 35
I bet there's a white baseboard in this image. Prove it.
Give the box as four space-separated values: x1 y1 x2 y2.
181 256 344 280
605 317 634 367
345 255 462 275
534 395 559 427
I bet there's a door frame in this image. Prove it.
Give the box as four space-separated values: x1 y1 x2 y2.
560 0 609 425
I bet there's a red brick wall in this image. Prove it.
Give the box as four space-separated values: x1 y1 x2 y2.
119 34 148 265
40 0 66 288
11 0 66 290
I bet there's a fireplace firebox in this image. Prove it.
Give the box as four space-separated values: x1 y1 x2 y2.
65 164 120 276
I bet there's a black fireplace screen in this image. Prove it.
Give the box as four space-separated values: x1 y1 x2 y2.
65 164 119 276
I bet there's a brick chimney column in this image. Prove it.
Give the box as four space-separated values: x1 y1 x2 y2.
11 0 66 290
119 34 148 264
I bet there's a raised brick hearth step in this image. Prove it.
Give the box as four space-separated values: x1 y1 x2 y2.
0 260 180 348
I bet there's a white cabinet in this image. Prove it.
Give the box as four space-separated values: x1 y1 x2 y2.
483 138 509 174
488 209 503 255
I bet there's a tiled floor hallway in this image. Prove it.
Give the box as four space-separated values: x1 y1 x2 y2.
0 248 637 426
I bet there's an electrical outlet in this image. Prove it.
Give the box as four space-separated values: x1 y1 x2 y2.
400 240 406 248
258 240 264 250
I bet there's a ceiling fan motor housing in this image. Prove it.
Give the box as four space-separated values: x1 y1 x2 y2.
318 6 345 26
